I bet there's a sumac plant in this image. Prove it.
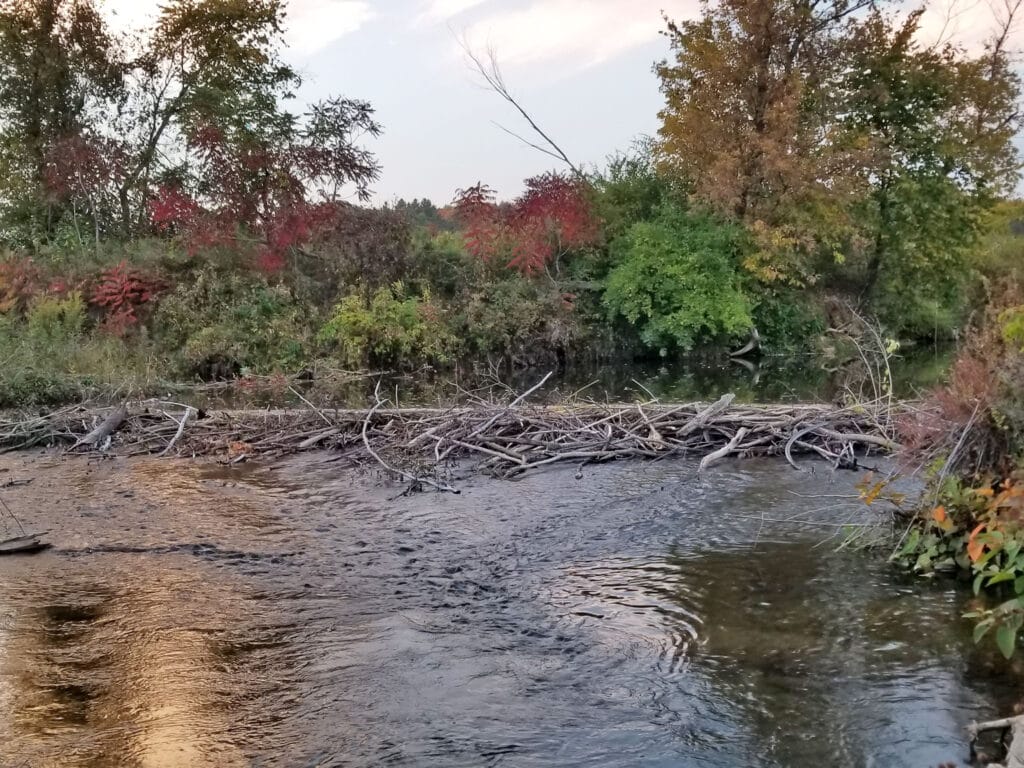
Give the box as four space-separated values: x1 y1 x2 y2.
0 257 41 315
452 173 600 275
89 261 164 335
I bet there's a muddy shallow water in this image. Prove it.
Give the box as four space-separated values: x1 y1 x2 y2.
0 453 1017 767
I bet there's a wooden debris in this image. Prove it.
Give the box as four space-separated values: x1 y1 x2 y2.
970 714 1024 768
0 533 51 555
71 403 128 452
0 390 905 489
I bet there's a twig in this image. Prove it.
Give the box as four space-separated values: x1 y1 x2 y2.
158 407 195 458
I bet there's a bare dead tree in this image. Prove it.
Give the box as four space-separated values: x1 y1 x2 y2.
458 38 583 177
928 0 984 49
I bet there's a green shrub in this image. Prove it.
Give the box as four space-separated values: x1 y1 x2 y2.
970 200 1024 280
154 270 311 378
749 290 826 354
318 282 458 368
25 293 86 346
603 207 752 353
407 231 479 300
459 277 586 364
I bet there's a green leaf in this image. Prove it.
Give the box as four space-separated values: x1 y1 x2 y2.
974 620 994 644
997 624 1017 659
1015 576 1024 595
987 571 1018 587
1006 540 1021 562
975 571 987 595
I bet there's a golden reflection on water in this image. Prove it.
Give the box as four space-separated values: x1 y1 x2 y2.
0 457 274 767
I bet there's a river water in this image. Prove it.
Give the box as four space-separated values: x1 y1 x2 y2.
0 452 1018 767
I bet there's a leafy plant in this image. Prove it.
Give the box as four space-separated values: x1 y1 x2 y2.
602 206 752 352
318 282 458 368
89 261 163 335
154 269 310 378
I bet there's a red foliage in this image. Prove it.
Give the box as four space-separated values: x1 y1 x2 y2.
43 134 128 203
155 128 342 274
89 262 164 335
451 173 599 275
149 186 202 232
0 257 42 314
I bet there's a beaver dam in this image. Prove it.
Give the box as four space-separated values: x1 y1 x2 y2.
0 381 904 488
6 381 1022 767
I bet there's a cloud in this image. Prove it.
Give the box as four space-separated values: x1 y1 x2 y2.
423 0 490 21
285 0 374 55
459 0 672 72
102 0 373 57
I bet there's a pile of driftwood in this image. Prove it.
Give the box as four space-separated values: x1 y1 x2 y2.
0 378 903 490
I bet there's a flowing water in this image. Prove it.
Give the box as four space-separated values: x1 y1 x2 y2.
0 452 1017 767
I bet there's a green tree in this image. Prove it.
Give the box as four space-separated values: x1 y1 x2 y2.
839 9 1021 333
657 0 1022 336
603 206 752 352
0 0 121 241
656 0 869 286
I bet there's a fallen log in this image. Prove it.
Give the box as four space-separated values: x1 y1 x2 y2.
698 427 748 474
0 533 51 555
970 714 1024 768
71 403 128 451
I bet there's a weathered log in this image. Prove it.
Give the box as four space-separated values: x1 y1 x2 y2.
0 533 51 555
698 427 748 474
71 403 128 451
970 715 1024 768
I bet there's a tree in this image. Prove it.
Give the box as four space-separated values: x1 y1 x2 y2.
656 0 871 286
839 7 1021 321
452 173 600 276
0 0 382 257
0 0 121 240
603 206 752 352
657 0 1022 333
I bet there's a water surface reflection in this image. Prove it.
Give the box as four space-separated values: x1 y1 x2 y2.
0 453 1014 766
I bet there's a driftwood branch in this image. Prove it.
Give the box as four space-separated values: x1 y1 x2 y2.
71 403 127 451
460 40 582 176
159 406 195 458
362 384 460 494
970 714 1024 768
699 427 748 474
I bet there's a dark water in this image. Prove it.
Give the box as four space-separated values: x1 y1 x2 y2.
186 349 953 410
0 452 1016 767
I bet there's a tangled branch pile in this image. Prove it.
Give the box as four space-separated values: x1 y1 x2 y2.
0 383 904 490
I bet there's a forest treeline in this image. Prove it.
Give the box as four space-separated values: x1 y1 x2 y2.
0 0 1022 406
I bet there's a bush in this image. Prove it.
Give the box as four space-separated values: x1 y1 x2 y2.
750 289 826 354
25 293 86 346
318 282 458 368
458 277 587 365
154 270 311 378
891 281 1024 657
602 207 752 353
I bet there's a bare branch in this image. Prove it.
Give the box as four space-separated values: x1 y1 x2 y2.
458 37 582 177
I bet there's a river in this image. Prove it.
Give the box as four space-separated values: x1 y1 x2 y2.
0 451 1017 767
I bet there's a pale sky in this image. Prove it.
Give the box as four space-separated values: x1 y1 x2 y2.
103 0 1021 205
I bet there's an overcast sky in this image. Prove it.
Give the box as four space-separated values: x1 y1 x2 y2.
104 0 1019 205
